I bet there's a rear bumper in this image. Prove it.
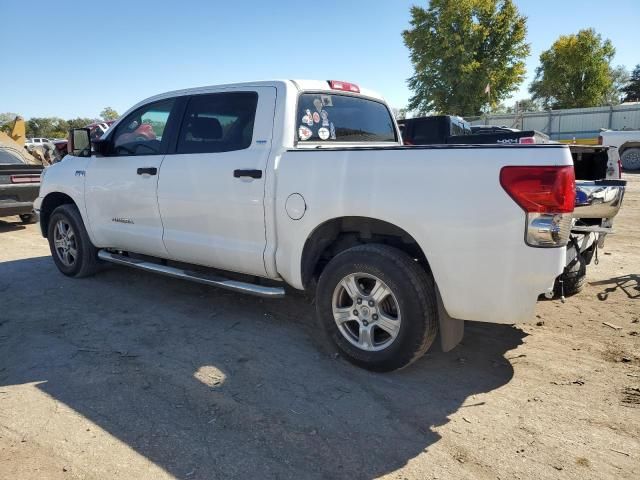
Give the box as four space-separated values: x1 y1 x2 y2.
0 184 39 218
0 202 34 217
574 180 626 220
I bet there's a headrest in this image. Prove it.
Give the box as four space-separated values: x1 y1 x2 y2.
189 117 222 140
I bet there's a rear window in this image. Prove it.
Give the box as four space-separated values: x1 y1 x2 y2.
296 93 396 143
0 149 24 164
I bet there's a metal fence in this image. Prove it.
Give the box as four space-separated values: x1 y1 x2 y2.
468 103 640 141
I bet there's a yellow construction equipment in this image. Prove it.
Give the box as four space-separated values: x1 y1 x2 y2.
0 116 38 164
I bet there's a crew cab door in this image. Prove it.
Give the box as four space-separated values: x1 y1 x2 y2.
84 98 179 257
157 87 276 276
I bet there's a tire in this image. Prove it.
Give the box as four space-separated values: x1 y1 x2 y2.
47 204 100 278
621 148 640 171
19 213 37 224
316 244 438 372
554 248 587 297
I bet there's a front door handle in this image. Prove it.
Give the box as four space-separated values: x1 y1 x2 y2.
137 167 157 175
233 169 262 179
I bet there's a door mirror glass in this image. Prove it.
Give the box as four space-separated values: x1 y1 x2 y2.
69 128 91 157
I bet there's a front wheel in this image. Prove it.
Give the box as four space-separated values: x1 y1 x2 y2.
47 204 100 278
316 244 438 372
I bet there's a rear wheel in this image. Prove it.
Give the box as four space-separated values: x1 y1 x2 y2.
316 244 438 372
621 148 640 171
47 204 100 278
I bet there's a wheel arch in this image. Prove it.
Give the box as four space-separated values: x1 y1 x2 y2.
300 216 431 291
618 141 640 156
39 192 78 238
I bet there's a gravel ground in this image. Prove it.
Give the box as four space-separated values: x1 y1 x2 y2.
0 174 638 480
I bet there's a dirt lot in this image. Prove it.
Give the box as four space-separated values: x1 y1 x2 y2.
1 175 638 480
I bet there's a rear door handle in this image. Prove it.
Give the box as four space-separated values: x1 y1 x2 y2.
137 167 157 175
233 169 262 179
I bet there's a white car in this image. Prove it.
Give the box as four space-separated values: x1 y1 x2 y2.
25 137 52 146
599 130 640 170
35 79 577 371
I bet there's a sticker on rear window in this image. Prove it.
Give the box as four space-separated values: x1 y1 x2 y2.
318 127 330 140
298 126 312 141
313 98 323 112
321 110 329 126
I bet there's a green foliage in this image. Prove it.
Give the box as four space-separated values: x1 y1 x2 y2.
403 0 529 116
516 97 541 112
605 66 630 105
66 118 98 130
529 29 617 109
0 112 20 134
25 117 97 139
391 107 408 120
100 107 119 121
622 64 640 103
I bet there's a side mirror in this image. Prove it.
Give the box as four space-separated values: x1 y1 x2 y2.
68 128 91 157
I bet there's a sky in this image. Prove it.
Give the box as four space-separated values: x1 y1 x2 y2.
1 0 639 119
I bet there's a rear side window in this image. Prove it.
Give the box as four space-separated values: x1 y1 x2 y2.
177 92 258 154
296 93 396 143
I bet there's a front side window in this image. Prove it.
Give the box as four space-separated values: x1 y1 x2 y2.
111 99 175 156
296 93 396 143
177 92 258 154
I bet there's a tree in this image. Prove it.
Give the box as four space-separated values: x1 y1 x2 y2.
516 97 541 112
403 0 529 117
391 107 408 120
529 29 616 109
0 112 20 134
100 107 119 121
25 117 68 139
67 117 98 130
622 64 640 103
604 66 630 105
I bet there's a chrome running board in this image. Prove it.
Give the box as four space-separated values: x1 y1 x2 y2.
97 250 285 298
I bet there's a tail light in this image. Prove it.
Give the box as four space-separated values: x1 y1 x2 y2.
598 135 603 145
328 80 360 93
518 136 536 144
618 157 623 178
500 166 575 247
10 174 41 184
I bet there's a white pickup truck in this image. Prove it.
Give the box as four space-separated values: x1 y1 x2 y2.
599 129 640 171
35 80 577 371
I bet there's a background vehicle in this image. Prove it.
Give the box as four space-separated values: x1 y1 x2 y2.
0 144 43 223
25 137 52 146
399 115 626 296
599 129 640 171
37 80 577 371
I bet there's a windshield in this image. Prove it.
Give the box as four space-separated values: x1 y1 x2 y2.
296 93 397 143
